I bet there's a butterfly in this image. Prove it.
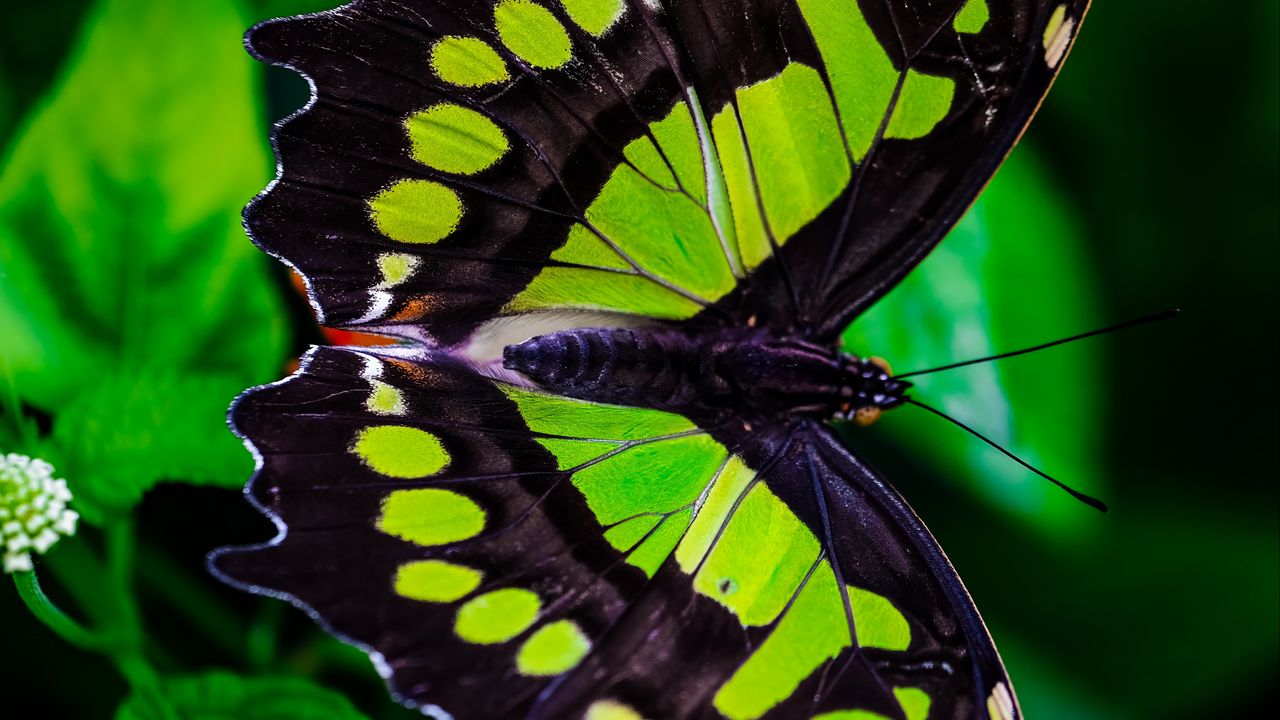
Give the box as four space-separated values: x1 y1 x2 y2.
211 1 1089 718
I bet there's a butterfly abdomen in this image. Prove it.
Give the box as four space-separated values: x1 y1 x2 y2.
503 328 911 423
503 327 702 408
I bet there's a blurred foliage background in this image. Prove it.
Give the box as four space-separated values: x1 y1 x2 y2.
1 0 1275 717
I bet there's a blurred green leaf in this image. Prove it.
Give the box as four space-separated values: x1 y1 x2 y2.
0 0 286 405
115 672 370 720
844 147 1102 532
0 0 286 506
48 371 250 516
0 0 96 147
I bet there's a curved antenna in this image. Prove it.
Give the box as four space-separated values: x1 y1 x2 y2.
904 398 1109 513
893 309 1179 380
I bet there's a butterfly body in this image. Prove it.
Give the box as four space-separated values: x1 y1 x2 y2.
504 326 910 424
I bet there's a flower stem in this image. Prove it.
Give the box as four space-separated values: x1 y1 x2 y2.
12 569 115 651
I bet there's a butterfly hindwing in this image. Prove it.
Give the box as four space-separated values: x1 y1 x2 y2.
214 346 749 716
215 348 1015 719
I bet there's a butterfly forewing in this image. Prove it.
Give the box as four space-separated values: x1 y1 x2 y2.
219 0 1089 717
248 0 1085 343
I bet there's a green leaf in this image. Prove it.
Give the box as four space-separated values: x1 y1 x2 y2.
0 0 287 510
115 671 370 720
47 370 251 518
0 0 97 148
843 147 1103 532
0 0 286 411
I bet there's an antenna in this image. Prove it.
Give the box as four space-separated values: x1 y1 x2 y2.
894 309 1179 380
904 398 1109 512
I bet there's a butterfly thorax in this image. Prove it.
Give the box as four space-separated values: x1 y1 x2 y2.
503 327 911 426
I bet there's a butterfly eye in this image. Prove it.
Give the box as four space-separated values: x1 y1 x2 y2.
853 406 882 427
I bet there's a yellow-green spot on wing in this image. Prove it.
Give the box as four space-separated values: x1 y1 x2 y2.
516 620 591 676
1043 4 1068 46
495 0 572 70
431 36 509 87
353 425 449 477
393 559 482 603
376 252 418 288
1042 4 1075 68
455 588 541 644
735 62 851 247
849 585 912 650
712 560 912 720
812 711 887 720
502 386 697 440
369 179 462 244
377 489 485 547
892 687 932 720
571 434 727 524
690 483 821 626
406 104 509 175
953 0 990 34
886 71 955 140
560 0 623 36
366 382 406 416
586 700 645 720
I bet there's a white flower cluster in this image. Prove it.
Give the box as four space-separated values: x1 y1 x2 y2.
1 453 78 573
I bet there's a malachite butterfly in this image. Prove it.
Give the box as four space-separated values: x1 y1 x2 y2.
211 1 1090 718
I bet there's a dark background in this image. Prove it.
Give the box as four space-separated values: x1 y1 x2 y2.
2 0 1275 717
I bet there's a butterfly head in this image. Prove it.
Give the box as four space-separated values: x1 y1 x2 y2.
836 355 912 427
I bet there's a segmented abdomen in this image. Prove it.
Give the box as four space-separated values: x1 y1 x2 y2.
503 328 702 408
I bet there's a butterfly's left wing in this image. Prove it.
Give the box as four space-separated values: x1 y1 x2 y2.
214 347 1016 720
